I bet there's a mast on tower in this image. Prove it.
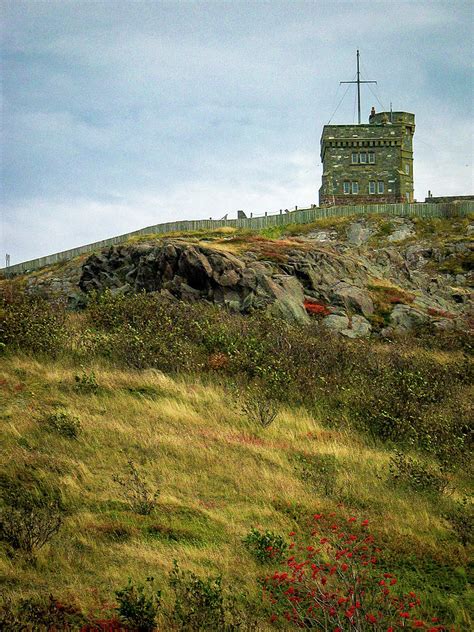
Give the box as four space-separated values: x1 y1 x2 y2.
340 50 377 124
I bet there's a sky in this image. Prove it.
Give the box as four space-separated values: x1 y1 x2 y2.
1 0 473 265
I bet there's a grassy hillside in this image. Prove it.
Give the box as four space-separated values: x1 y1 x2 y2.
0 281 473 630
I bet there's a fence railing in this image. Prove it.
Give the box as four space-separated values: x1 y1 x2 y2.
2 200 473 277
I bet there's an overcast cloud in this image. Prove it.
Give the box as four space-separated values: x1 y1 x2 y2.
1 0 473 264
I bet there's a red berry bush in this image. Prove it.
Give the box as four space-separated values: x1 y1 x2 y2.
263 512 453 631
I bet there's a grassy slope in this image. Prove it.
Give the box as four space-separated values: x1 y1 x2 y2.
1 354 472 628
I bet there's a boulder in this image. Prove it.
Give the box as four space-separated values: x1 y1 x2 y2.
389 304 429 330
388 227 414 242
340 315 372 338
323 314 371 338
331 282 374 317
323 314 350 331
347 222 372 246
267 276 310 325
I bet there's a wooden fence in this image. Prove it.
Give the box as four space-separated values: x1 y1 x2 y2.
2 200 473 276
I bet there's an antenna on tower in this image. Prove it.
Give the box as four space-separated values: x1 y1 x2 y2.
340 50 377 124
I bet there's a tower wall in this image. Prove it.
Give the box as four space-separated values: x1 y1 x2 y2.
319 111 415 206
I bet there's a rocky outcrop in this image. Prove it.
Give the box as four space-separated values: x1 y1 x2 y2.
79 242 312 324
23 216 473 336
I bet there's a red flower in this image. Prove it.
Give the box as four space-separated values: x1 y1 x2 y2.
314 514 323 520
366 613 378 624
400 612 410 619
348 517 356 522
341 563 349 572
270 614 277 622
413 622 425 628
361 519 369 526
289 531 296 536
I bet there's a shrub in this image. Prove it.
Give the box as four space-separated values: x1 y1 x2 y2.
0 281 66 355
43 409 81 439
115 577 161 632
84 291 202 371
240 389 279 428
0 499 64 562
243 528 288 564
443 497 473 547
264 511 451 630
113 460 159 516
388 452 449 495
294 452 338 496
0 474 65 561
75 367 99 393
169 561 226 631
0 594 85 630
303 300 331 316
351 351 459 452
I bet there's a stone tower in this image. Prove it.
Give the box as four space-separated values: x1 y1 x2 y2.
319 108 415 206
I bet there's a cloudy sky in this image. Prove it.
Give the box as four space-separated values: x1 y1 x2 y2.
1 0 473 264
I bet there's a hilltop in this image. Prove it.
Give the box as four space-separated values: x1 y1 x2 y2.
0 213 473 630
22 214 473 337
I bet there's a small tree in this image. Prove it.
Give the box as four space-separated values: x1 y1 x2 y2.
169 561 226 631
0 480 64 563
115 577 161 632
240 390 279 428
113 460 160 515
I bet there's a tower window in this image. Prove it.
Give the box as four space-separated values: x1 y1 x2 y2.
405 164 410 174
377 181 385 194
351 181 359 194
351 152 358 164
343 181 350 194
368 152 375 163
369 181 376 194
359 152 367 163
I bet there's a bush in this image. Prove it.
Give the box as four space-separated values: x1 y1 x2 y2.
443 498 473 547
0 473 65 561
170 562 225 630
388 452 449 495
43 409 81 439
264 511 451 630
113 460 159 516
240 389 279 428
74 367 99 393
0 594 85 630
115 577 161 632
84 291 203 371
0 281 66 355
242 528 288 564
294 452 338 496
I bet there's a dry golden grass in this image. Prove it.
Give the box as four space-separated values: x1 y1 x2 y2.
0 355 471 627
